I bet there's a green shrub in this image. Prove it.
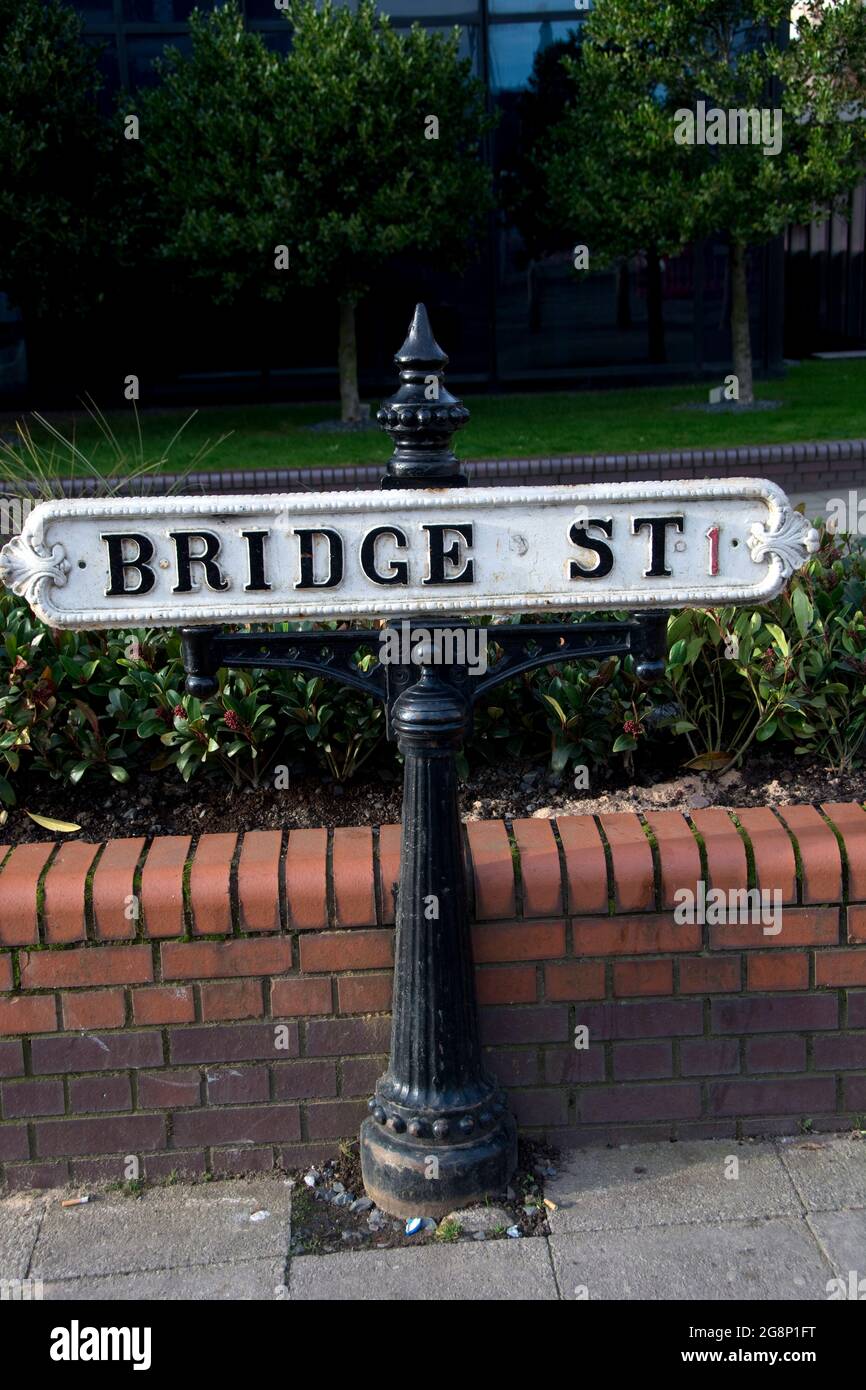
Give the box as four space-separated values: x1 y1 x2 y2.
667 525 866 772
1 522 863 817
0 614 388 806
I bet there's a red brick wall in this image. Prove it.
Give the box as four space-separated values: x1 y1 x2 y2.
1 804 865 1190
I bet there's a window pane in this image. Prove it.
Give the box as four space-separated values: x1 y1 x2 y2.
245 0 292 17
274 1 479 12
376 1 479 12
488 19 582 91
418 24 478 68
126 34 192 87
84 34 121 103
123 0 219 20
490 1 590 13
247 1 479 19
67 0 114 20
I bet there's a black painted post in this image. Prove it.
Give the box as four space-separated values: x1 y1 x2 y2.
360 666 516 1217
360 306 517 1216
174 305 671 1218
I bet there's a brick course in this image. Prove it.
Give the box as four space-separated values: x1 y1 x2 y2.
1 802 865 1187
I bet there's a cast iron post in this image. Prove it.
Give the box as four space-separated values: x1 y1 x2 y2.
177 304 670 1219
360 305 516 1216
360 666 516 1217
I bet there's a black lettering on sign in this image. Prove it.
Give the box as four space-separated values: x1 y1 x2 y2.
360 526 408 586
242 530 271 592
422 524 474 586
170 531 229 593
102 533 156 596
295 528 344 589
569 519 614 579
632 516 684 577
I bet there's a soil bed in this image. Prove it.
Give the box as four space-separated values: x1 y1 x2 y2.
4 752 864 844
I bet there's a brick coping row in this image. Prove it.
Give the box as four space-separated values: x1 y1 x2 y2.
1 802 865 946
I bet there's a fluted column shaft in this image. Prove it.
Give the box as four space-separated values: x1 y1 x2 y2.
360 664 516 1218
381 669 486 1113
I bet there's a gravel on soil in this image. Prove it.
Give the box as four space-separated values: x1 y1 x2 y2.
287 1138 556 1256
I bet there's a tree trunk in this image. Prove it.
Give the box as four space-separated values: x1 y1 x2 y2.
729 240 754 405
338 295 361 424
615 259 632 330
645 247 666 363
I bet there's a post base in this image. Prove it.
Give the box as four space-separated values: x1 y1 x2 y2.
360 1113 517 1220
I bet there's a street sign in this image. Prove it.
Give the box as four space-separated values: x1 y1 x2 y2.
0 478 818 630
0 303 827 1219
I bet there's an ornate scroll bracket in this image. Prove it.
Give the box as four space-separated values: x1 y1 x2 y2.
0 532 71 608
747 506 820 578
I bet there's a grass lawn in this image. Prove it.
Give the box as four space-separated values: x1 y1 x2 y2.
2 358 865 479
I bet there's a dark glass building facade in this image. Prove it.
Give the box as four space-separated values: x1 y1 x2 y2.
786 185 866 356
24 1 829 403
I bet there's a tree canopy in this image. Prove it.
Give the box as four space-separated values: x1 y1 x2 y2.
0 0 114 325
131 0 494 418
543 0 866 396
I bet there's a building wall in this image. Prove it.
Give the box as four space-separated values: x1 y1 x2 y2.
786 184 866 356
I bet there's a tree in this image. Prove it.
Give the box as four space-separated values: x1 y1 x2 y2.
132 0 494 422
544 0 866 399
0 0 114 372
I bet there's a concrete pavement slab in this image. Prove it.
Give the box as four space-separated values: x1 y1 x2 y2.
545 1140 799 1233
29 1181 292 1280
41 1258 287 1301
2 1134 861 1302
0 1192 47 1282
289 1238 559 1300
808 1208 866 1286
550 1217 833 1301
776 1135 866 1212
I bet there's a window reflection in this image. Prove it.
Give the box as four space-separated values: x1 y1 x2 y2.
257 1 479 13
67 0 114 19
123 1 218 20
490 1 591 13
423 24 478 69
127 34 192 87
489 20 582 91
377 1 479 12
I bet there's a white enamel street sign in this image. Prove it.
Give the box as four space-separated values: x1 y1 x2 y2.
0 479 818 630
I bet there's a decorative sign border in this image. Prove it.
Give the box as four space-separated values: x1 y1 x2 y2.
0 478 819 629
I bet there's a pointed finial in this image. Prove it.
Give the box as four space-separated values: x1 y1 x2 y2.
378 303 469 489
394 303 448 370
